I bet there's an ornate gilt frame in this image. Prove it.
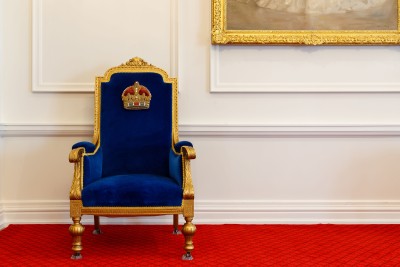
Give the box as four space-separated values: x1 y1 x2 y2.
212 0 400 45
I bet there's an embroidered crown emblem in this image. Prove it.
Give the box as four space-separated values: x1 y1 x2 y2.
121 81 152 110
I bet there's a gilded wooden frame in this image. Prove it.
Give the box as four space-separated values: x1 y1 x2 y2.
212 0 400 45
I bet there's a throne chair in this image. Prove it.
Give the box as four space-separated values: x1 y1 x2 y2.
68 57 196 260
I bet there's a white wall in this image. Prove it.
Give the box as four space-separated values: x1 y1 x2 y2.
1 0 400 227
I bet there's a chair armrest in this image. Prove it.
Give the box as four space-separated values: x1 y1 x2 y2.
72 141 97 153
69 142 103 200
181 145 196 160
181 146 196 200
174 141 193 154
169 143 196 189
69 146 85 163
69 146 85 200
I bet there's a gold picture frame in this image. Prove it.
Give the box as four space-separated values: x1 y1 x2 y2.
212 0 400 45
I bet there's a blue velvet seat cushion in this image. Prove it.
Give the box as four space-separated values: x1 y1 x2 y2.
81 174 182 207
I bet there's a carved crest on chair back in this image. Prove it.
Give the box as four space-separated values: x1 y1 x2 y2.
121 81 152 110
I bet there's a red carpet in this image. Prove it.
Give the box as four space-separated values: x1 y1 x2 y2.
1 224 400 266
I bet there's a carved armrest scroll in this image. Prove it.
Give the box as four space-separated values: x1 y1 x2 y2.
182 146 196 200
69 147 85 200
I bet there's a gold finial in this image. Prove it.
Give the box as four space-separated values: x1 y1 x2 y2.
121 57 153 67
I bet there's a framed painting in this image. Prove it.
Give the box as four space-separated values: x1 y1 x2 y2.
212 0 400 45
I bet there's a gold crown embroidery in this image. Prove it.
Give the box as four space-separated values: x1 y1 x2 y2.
121 81 152 110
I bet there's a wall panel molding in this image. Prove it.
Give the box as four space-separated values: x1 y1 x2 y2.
210 46 400 93
180 124 400 138
2 200 400 224
0 124 93 137
32 0 179 92
1 123 400 138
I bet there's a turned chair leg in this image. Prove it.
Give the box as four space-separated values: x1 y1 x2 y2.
93 216 103 235
69 216 85 259
173 214 181 235
182 216 196 260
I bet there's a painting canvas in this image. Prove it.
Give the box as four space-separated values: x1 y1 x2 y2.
212 0 400 45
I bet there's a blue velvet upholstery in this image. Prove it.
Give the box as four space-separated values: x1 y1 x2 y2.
72 142 103 186
82 174 182 207
100 73 172 178
73 71 191 207
82 149 103 186
169 149 183 187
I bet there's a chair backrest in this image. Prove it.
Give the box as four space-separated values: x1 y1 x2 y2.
92 58 179 178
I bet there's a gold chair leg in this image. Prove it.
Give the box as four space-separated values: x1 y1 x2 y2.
173 214 181 235
93 215 103 235
69 216 85 259
182 216 196 260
